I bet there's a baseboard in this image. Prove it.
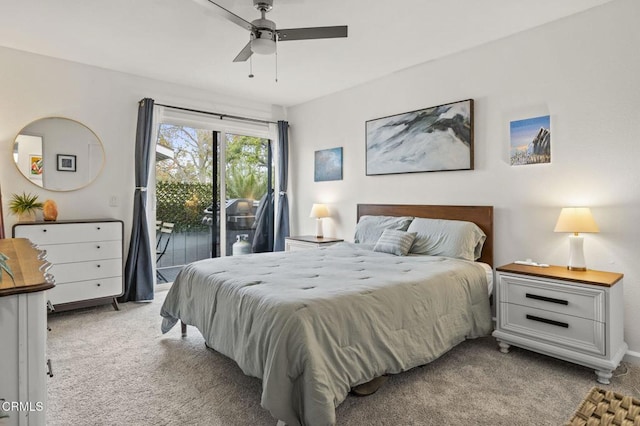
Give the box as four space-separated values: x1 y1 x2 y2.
623 349 640 365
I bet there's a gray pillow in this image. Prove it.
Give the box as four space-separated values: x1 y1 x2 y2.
407 217 486 261
354 215 414 244
373 229 417 256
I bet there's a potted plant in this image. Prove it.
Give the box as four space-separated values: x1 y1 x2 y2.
0 252 14 284
9 192 43 222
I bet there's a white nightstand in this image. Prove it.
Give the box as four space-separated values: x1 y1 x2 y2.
492 263 627 384
284 236 343 251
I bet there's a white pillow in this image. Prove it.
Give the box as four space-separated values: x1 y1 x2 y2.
407 217 486 261
373 229 417 256
354 215 413 244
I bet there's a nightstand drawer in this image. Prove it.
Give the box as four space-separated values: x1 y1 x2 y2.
499 275 604 321
500 303 605 355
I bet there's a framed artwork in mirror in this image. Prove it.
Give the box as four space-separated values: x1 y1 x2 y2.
57 154 77 172
29 155 43 177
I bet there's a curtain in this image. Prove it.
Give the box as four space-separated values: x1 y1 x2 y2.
274 121 290 251
251 192 273 253
120 98 155 302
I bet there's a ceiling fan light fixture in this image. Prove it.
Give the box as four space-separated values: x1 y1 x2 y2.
251 32 276 55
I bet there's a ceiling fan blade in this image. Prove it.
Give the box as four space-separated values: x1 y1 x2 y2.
192 0 255 32
233 41 253 62
277 26 348 42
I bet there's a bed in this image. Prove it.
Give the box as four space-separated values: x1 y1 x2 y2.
160 204 494 426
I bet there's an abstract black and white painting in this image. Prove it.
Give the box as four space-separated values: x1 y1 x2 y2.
365 99 474 175
509 115 551 166
314 147 343 182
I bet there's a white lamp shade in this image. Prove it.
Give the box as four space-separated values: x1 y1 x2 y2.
554 207 599 234
309 204 329 218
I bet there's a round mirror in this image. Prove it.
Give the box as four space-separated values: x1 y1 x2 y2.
13 117 105 191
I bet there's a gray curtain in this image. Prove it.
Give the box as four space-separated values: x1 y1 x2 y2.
120 98 155 302
274 121 290 251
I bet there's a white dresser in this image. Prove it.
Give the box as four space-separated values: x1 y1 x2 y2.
13 219 123 312
493 263 627 384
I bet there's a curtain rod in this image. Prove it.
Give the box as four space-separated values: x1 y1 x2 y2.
155 103 277 125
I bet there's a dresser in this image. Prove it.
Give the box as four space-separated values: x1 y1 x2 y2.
13 219 123 312
492 263 627 384
284 235 344 251
0 238 54 425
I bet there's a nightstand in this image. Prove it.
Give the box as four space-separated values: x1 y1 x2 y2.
492 263 627 384
284 236 343 251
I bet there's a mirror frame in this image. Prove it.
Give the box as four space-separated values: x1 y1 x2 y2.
13 117 105 192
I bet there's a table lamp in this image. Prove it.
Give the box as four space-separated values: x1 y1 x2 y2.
554 207 599 271
309 204 329 238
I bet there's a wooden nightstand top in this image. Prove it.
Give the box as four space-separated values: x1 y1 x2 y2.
0 238 54 297
286 235 344 244
496 263 623 287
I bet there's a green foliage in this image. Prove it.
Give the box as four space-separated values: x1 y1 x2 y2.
0 252 15 284
226 164 267 200
154 126 272 231
9 192 43 215
156 181 212 232
156 124 214 184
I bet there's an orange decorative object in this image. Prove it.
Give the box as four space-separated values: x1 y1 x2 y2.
42 199 58 221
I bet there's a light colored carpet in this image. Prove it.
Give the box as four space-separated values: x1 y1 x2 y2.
47 285 640 425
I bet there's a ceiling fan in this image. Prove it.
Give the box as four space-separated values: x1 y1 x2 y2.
194 0 348 62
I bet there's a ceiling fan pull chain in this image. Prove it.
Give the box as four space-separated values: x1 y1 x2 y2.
249 56 254 78
275 40 278 83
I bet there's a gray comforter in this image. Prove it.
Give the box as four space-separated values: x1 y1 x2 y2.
160 242 492 426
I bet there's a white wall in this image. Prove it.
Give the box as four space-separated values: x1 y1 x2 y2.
288 0 640 354
0 46 285 250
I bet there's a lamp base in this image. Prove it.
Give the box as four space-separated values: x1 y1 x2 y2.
315 218 323 238
567 266 587 271
567 234 587 271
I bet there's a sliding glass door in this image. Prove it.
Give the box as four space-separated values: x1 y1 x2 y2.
154 118 273 283
219 133 273 257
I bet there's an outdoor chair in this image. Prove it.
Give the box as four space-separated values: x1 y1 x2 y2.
156 221 175 282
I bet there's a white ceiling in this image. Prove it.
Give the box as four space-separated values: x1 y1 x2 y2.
0 0 613 107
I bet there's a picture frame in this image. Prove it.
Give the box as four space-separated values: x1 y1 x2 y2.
509 115 551 166
365 99 474 175
57 154 77 172
314 147 343 182
29 154 43 176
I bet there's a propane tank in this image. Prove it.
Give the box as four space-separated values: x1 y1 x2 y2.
232 234 251 256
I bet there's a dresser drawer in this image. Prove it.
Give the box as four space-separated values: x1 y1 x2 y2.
14 221 122 245
39 240 122 264
500 302 605 355
49 277 122 305
499 275 604 321
49 258 122 284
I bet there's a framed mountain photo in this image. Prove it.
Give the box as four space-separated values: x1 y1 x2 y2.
365 99 474 175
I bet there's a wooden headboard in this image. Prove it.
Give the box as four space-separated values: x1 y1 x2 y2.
357 204 494 267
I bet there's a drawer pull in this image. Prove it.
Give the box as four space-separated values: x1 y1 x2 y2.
97 264 101 268
47 359 54 377
97 283 101 287
97 226 101 230
43 229 47 232
526 293 568 305
97 245 101 249
526 314 569 328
